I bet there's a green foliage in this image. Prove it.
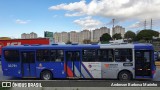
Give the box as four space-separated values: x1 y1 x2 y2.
83 39 91 44
112 33 122 40
124 31 136 40
136 29 159 41
66 41 72 44
100 33 112 43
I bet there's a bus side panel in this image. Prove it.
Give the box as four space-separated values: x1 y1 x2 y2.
1 59 22 77
101 62 118 79
36 62 66 78
81 62 101 79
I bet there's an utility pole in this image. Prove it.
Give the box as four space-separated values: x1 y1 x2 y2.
112 18 115 28
150 18 152 30
144 19 146 30
112 19 115 38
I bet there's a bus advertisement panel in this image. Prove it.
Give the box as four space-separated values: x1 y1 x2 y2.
0 38 50 56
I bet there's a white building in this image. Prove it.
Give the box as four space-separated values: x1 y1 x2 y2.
112 25 125 38
92 27 110 42
79 30 91 43
61 32 69 43
54 32 62 43
69 31 79 43
21 32 37 39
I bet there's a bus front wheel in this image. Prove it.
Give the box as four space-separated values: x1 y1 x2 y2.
118 71 132 80
41 70 53 80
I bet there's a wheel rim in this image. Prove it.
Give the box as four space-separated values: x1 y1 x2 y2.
121 73 128 80
43 73 51 80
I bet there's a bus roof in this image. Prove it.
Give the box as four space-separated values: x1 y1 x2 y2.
2 43 153 50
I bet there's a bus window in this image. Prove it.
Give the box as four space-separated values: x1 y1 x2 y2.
75 51 80 61
66 52 73 61
82 49 97 62
144 52 150 62
22 52 35 63
50 50 56 61
115 49 132 62
66 51 80 61
4 50 19 62
98 49 114 62
36 50 50 62
56 50 64 62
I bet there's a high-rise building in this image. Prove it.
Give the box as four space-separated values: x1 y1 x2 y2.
54 32 62 43
61 32 69 43
92 29 100 42
21 33 27 39
112 25 125 38
21 32 37 39
30 32 38 38
92 27 110 42
69 31 79 43
53 27 110 44
79 30 91 43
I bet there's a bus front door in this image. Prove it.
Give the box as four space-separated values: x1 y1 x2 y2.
65 51 81 78
135 50 152 78
21 51 36 77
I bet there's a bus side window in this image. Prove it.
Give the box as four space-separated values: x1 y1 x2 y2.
4 50 19 62
82 49 97 62
36 50 50 62
66 52 73 61
75 52 80 61
98 49 114 62
115 49 132 62
50 50 64 62
56 50 64 62
50 50 56 61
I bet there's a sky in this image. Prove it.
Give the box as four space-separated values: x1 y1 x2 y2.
0 0 160 38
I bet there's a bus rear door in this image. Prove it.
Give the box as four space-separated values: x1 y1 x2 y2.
135 50 152 78
65 51 81 78
21 51 36 77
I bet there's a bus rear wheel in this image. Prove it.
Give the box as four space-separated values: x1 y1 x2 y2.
41 70 52 80
118 71 132 80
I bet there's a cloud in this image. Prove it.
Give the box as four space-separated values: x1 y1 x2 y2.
49 0 160 20
73 16 102 29
49 0 87 12
15 19 30 24
65 12 84 17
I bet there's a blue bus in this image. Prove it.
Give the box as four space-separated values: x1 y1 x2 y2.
1 43 156 80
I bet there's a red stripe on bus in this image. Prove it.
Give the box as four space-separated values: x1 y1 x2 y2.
64 64 73 77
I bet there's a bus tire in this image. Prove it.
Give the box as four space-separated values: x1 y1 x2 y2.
41 70 53 80
118 71 132 80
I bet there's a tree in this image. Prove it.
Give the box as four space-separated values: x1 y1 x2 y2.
136 29 159 41
100 33 112 43
66 41 72 44
83 39 91 44
124 31 136 40
112 33 122 40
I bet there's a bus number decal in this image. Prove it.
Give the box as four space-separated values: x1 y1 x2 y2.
8 64 17 68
